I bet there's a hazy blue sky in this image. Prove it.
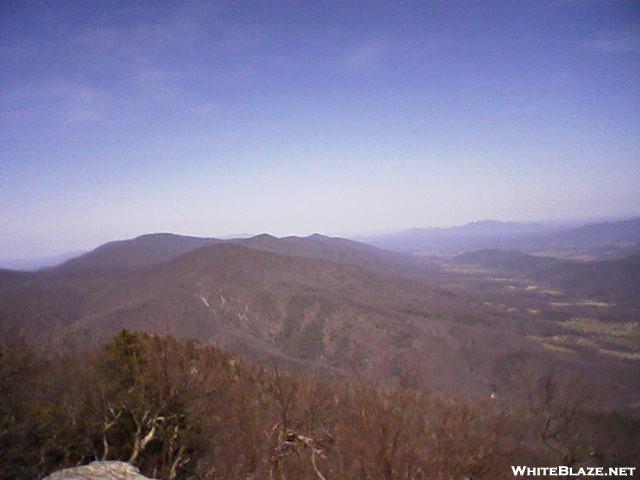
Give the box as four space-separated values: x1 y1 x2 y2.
1 0 639 258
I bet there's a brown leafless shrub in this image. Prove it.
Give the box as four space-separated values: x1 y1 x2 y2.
0 330 628 480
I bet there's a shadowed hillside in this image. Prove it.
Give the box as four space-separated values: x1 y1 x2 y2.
454 250 640 306
58 233 222 272
2 241 638 408
56 231 439 281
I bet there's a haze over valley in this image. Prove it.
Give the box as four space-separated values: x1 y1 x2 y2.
3 217 639 405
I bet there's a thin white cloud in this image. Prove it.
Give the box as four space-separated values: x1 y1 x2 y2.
341 36 443 74
70 4 264 86
2 80 107 125
343 39 391 72
582 26 640 53
1 3 268 125
63 88 105 125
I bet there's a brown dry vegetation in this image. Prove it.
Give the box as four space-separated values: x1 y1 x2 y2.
2 234 639 478
2 240 639 409
1 331 638 480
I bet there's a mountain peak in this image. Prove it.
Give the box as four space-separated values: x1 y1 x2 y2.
307 233 330 240
134 232 180 240
248 233 278 241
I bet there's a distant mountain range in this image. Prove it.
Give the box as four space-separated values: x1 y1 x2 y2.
0 235 514 397
53 232 438 280
0 219 640 404
4 217 639 271
1 228 639 407
360 217 640 258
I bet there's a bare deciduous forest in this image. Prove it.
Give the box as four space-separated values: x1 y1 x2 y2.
2 330 638 479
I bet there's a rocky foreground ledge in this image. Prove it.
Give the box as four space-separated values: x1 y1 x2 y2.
43 461 155 480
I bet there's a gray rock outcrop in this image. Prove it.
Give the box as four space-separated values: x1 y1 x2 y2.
43 461 155 480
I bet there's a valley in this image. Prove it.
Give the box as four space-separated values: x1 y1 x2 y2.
2 219 640 411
